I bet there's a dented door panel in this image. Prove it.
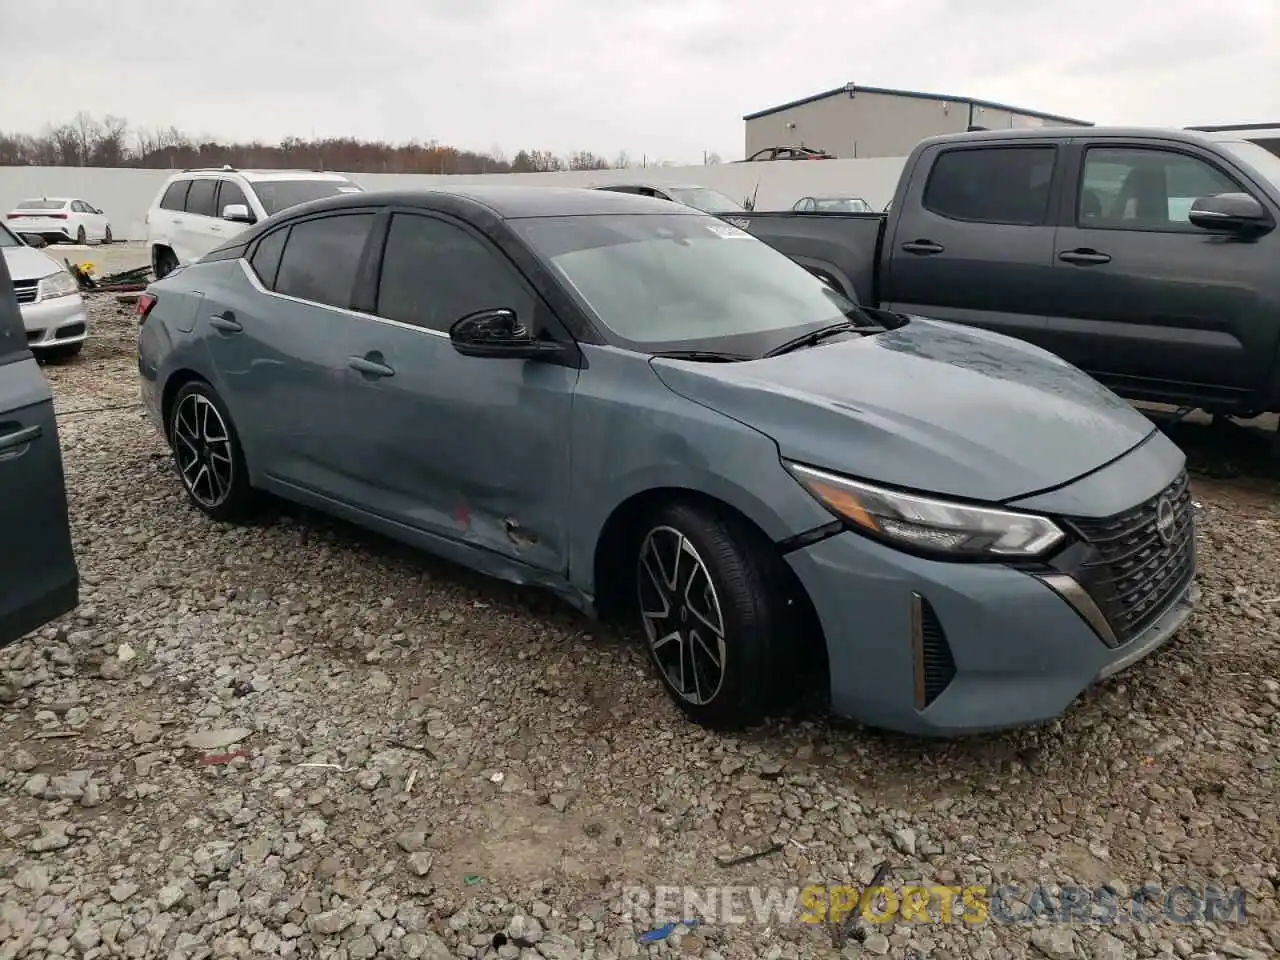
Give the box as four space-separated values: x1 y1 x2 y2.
342 320 578 573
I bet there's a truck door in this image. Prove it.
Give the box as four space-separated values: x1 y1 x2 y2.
881 141 1061 347
1040 138 1279 406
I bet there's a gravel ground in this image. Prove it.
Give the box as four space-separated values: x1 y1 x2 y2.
1 285 1278 960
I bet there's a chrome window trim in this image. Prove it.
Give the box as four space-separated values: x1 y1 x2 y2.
236 257 450 339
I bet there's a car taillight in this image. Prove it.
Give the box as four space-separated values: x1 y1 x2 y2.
5 213 18 219
135 293 158 323
46 213 67 219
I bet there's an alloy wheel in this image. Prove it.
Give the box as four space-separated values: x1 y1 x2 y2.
172 393 235 509
637 525 728 705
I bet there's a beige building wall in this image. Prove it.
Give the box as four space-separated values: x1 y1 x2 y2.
745 91 1082 160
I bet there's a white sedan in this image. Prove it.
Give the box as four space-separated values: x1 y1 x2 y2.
5 197 112 246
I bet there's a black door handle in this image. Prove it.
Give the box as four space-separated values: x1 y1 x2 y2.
0 423 40 457
348 354 395 379
1058 249 1112 265
209 312 243 333
901 239 944 255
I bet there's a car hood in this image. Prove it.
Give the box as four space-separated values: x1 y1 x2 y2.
1 245 60 282
650 317 1157 503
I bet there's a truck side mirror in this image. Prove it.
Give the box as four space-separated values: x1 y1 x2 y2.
1189 193 1271 236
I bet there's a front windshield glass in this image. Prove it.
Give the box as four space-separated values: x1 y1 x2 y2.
665 187 744 214
0 224 21 248
512 212 864 355
1217 140 1280 192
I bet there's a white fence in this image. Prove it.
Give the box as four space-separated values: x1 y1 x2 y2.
0 157 909 242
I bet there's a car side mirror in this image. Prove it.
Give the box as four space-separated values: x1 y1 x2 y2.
222 203 256 224
1189 193 1270 236
449 308 567 361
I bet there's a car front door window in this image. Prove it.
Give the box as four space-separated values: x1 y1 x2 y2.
1078 146 1245 231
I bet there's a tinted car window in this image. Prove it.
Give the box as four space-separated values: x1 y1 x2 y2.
250 180 359 216
376 213 534 333
1079 146 1244 229
274 214 375 308
249 227 289 288
184 179 219 217
924 146 1057 225
160 182 189 211
217 181 250 217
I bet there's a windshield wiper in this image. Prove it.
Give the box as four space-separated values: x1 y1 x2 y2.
651 350 750 363
764 320 883 358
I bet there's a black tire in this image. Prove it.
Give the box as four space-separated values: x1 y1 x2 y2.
76 226 86 245
634 501 795 729
103 226 112 244
154 247 178 279
37 342 84 364
166 380 257 522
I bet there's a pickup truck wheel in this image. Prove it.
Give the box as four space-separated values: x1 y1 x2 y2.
167 381 257 523
634 502 791 730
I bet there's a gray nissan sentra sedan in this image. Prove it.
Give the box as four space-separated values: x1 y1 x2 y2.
136 186 1197 735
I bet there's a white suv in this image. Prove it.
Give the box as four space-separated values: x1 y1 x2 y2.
145 166 363 278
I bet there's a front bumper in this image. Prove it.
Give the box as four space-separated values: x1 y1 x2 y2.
21 295 89 348
785 432 1197 736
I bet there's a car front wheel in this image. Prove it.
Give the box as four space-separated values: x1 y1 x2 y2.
167 381 256 522
635 502 793 729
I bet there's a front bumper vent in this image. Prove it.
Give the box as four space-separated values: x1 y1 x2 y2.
911 593 955 709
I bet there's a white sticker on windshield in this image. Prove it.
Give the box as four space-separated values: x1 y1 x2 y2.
706 222 752 239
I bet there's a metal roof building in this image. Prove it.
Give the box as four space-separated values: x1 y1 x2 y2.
742 83 1092 160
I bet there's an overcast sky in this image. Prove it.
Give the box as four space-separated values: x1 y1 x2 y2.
2 0 1276 163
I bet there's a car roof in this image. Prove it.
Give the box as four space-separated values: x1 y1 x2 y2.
920 126 1230 147
266 184 696 220
172 168 352 183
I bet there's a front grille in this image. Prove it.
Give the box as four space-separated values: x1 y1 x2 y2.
13 280 37 305
1067 470 1195 645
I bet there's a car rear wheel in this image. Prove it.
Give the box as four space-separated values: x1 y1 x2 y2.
634 502 794 729
154 248 178 279
167 381 256 522
76 226 86 245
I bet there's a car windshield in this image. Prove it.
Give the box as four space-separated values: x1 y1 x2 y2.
512 212 869 356
813 198 871 212
1217 140 1280 192
250 180 361 216
16 199 66 210
665 187 744 214
0 224 21 248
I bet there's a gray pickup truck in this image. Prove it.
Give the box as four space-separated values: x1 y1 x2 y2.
732 127 1280 419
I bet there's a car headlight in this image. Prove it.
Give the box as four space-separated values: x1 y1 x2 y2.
785 462 1065 559
37 270 79 301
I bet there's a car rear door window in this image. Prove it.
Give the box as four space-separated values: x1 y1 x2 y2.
1078 146 1245 230
184 179 218 218
274 214 375 309
924 146 1057 225
160 182 189 211
375 213 534 333
217 181 250 218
